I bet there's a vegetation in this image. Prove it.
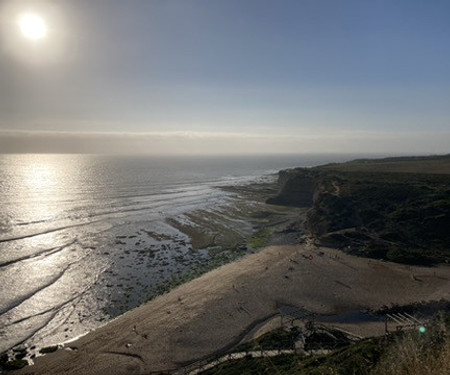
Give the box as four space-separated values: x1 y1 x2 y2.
1 359 28 371
235 327 300 352
304 156 450 265
39 345 59 354
248 227 272 249
200 353 301 375
299 336 387 374
199 312 450 374
0 351 28 371
372 311 450 375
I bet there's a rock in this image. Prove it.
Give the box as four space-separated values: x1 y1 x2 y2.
266 168 314 207
4 359 28 370
40 345 59 354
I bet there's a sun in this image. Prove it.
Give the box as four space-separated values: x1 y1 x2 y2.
18 13 47 40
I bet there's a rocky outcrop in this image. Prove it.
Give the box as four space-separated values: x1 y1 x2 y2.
306 193 361 237
268 156 450 265
266 168 314 207
267 169 360 235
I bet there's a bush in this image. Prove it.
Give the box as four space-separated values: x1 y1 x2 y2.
372 314 450 375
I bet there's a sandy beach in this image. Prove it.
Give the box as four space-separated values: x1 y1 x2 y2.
20 244 450 375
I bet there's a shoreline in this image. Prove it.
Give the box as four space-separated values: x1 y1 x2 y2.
19 244 450 374
0 175 301 359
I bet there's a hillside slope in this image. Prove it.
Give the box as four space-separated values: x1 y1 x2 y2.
268 155 450 265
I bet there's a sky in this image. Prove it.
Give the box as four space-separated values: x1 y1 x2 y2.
0 0 449 155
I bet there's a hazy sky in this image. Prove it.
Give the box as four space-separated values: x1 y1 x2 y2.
1 0 449 154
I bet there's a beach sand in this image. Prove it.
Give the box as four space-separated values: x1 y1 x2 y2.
20 245 450 374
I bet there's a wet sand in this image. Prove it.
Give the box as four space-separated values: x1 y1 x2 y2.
20 244 450 375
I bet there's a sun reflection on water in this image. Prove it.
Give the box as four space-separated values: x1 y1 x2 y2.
1 154 86 225
0 155 95 352
26 160 57 191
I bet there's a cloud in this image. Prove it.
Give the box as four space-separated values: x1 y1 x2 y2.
0 129 448 155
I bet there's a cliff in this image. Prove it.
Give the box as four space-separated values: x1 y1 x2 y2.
266 168 314 207
268 156 450 265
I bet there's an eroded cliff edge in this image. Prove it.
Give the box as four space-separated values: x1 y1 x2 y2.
268 155 450 265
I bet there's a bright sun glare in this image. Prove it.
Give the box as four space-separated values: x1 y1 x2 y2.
18 13 47 40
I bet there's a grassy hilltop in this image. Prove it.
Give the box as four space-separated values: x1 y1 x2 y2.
302 155 450 265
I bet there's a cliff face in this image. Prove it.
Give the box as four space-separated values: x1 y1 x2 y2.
306 192 361 237
312 172 450 264
268 159 450 265
266 169 361 235
266 168 315 207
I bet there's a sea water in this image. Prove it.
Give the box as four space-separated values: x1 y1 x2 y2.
0 153 369 353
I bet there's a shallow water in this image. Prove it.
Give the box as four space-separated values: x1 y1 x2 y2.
0 153 369 353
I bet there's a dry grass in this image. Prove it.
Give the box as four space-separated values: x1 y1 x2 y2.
321 156 450 175
203 314 450 375
372 316 450 375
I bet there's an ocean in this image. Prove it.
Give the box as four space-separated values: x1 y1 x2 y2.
0 153 370 354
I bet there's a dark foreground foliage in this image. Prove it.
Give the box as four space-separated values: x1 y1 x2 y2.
200 311 450 374
306 165 450 265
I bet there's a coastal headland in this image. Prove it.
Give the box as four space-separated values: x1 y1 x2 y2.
14 155 450 374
